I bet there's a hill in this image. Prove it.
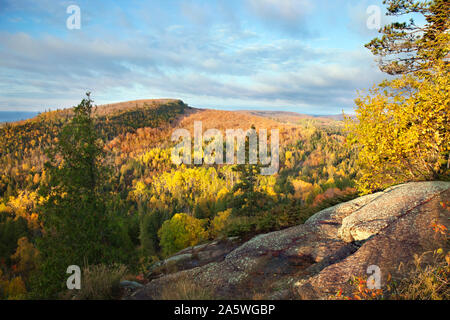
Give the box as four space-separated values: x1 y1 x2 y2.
0 97 361 299
241 110 352 128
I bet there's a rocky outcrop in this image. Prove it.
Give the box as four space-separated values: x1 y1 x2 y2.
130 181 450 300
145 237 241 280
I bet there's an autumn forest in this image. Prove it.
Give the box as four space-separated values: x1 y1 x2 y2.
0 0 448 300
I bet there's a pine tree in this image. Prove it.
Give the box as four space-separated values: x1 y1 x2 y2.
365 0 449 75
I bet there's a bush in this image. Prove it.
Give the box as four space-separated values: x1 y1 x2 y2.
0 276 27 300
209 209 231 238
10 237 39 277
223 216 258 238
346 63 449 193
331 249 449 300
0 216 30 267
158 213 208 256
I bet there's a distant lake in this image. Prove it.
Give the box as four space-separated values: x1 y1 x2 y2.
0 111 39 123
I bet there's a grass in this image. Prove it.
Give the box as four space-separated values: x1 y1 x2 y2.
159 274 214 300
393 249 450 300
62 264 128 300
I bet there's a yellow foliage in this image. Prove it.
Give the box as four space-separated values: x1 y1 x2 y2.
158 213 208 256
291 179 313 200
257 175 278 199
6 191 40 229
346 62 449 193
3 277 27 300
217 187 230 200
11 237 39 276
209 209 232 238
145 166 237 210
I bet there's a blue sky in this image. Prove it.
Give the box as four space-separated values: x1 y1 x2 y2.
0 0 398 114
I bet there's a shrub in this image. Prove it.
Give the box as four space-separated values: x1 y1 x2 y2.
331 249 449 300
158 213 208 256
223 216 258 237
1 276 27 300
209 209 231 238
346 63 449 193
10 237 39 277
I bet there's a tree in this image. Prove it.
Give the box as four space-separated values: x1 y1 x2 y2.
209 209 232 238
32 93 135 298
10 237 39 277
0 216 29 267
158 213 207 256
139 204 164 257
232 164 262 216
365 0 449 75
347 0 449 193
231 125 265 216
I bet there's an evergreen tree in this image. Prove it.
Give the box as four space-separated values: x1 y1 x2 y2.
232 164 261 216
365 0 449 75
31 93 134 298
232 125 264 216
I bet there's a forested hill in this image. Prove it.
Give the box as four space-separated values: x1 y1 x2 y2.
0 99 189 196
0 97 360 299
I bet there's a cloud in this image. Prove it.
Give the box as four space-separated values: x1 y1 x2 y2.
0 27 384 113
346 0 392 37
247 0 313 22
180 1 213 26
246 0 315 35
0 0 386 114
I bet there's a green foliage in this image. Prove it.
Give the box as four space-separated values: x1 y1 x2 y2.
31 94 136 298
209 209 232 238
96 100 187 140
139 204 164 257
365 0 449 75
0 93 364 298
158 213 208 257
223 215 258 238
0 215 29 267
232 164 265 216
10 237 39 278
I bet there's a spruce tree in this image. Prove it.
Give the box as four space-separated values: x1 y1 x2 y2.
232 125 263 216
32 93 134 298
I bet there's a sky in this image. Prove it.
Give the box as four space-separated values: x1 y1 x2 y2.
0 0 399 114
